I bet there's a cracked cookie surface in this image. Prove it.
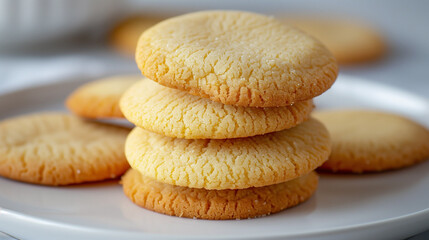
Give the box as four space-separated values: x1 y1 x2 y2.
136 11 338 107
125 118 330 190
66 76 140 118
120 79 314 139
122 169 318 220
313 110 429 173
0 113 130 185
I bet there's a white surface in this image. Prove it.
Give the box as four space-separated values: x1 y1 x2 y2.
0 0 122 48
0 75 428 240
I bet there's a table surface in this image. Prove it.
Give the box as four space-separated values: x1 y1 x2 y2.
0 0 428 239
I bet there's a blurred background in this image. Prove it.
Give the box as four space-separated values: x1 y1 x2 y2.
0 0 428 239
0 0 428 99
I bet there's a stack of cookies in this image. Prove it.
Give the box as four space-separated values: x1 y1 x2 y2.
119 11 338 220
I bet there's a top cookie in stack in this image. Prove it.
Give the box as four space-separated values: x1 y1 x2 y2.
135 11 338 108
120 11 337 220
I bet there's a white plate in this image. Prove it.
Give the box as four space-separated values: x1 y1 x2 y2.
0 75 428 240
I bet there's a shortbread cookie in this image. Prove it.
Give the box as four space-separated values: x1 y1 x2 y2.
0 113 130 185
120 80 314 139
109 16 164 55
125 118 330 189
283 18 386 64
122 169 318 220
66 76 140 118
313 110 429 173
136 11 338 107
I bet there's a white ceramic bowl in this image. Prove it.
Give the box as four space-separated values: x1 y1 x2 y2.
0 0 123 49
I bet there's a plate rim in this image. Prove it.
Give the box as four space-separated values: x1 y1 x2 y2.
1 204 429 239
0 74 428 239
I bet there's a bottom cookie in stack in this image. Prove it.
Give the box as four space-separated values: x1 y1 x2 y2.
122 169 318 220
121 118 331 219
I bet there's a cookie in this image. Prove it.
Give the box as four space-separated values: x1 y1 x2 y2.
66 76 140 118
283 17 386 64
109 16 164 55
136 11 338 107
122 169 318 220
0 113 130 185
313 110 429 173
125 118 330 189
120 79 314 139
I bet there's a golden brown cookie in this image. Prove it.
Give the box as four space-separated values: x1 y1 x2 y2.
122 169 318 220
109 16 164 55
120 79 314 139
125 118 330 190
283 17 386 64
136 11 338 107
66 76 140 118
0 113 130 185
313 110 429 173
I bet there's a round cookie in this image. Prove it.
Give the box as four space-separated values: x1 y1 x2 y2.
283 18 386 64
122 169 318 220
125 118 331 190
0 113 130 185
136 11 338 107
66 76 141 119
313 110 429 173
109 16 164 55
120 79 314 139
